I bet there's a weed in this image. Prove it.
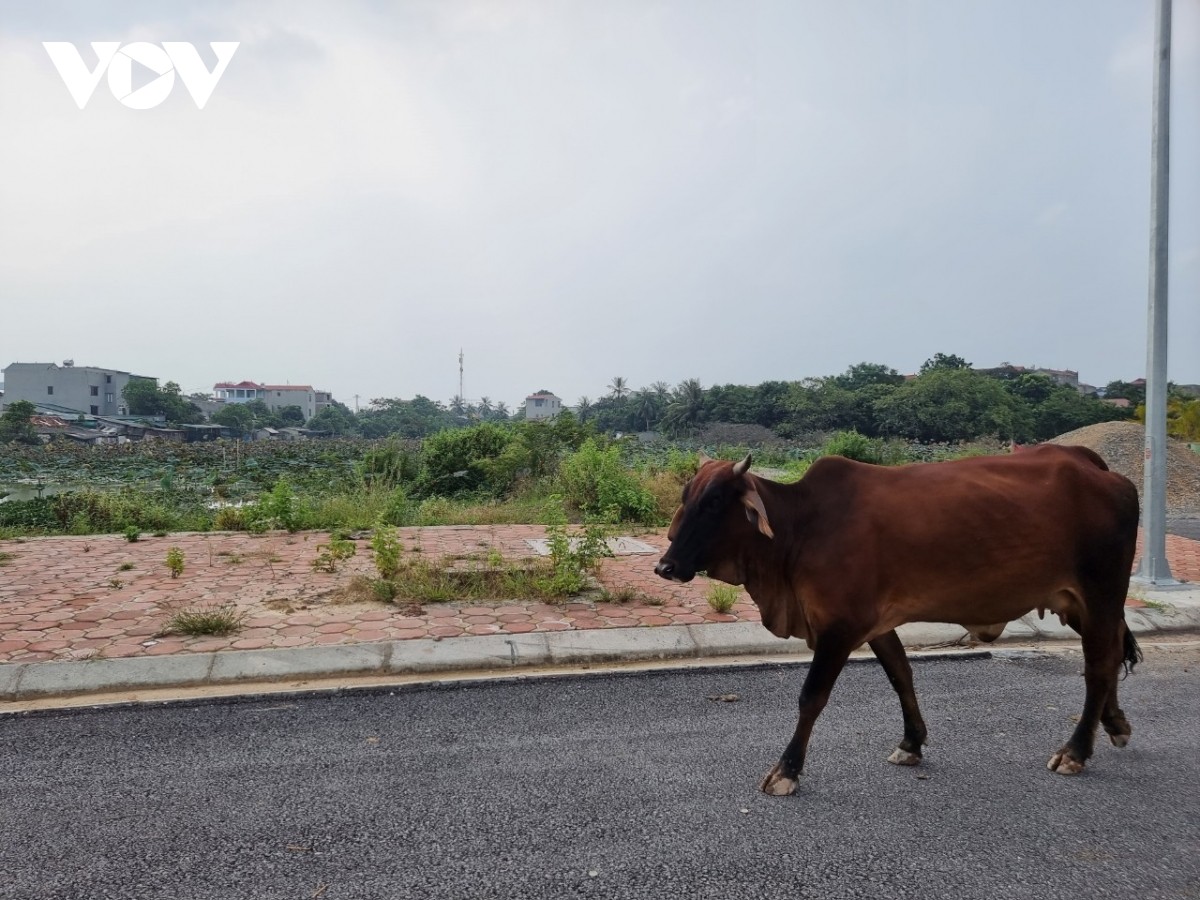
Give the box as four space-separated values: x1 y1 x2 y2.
0 551 14 566
371 578 398 601
165 604 246 636
371 524 402 579
117 562 134 572
540 497 612 595
264 478 300 531
706 582 740 614
124 525 141 543
107 578 124 589
152 531 168 538
165 546 185 578
613 586 648 604
313 537 356 573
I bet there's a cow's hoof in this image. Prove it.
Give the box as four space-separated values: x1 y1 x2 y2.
1047 752 1085 775
759 766 798 796
1109 734 1130 748
887 747 922 766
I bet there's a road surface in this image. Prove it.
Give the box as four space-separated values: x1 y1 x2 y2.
2 646 1198 899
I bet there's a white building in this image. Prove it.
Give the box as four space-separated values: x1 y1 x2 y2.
524 390 562 421
2 361 152 416
213 381 329 421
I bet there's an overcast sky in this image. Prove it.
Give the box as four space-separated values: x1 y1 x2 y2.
1 0 1197 410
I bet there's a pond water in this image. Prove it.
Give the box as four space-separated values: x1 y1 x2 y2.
0 482 79 502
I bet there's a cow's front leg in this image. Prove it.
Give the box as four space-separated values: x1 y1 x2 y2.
761 636 854 796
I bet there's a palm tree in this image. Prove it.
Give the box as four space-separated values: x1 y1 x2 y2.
478 396 493 420
663 378 706 434
575 396 593 422
494 401 510 420
608 376 629 401
631 389 661 432
652 381 671 401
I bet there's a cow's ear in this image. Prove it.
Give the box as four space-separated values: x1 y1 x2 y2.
697 451 712 465
742 488 774 539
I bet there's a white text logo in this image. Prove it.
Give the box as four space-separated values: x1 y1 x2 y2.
43 41 239 109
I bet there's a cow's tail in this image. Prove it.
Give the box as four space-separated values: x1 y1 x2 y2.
1121 623 1143 677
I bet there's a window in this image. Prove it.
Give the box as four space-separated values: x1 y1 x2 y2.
534 398 544 407
105 393 114 404
90 405 98 415
47 385 53 395
105 374 112 384
277 392 282 397
90 386 99 396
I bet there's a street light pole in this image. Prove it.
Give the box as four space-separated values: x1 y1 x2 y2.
1135 0 1176 585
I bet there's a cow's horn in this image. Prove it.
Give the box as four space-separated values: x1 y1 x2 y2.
732 453 752 477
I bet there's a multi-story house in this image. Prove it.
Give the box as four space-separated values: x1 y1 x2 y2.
213 381 331 421
1 361 152 417
524 390 562 421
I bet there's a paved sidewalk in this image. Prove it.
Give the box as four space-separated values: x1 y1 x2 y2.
1 526 1198 702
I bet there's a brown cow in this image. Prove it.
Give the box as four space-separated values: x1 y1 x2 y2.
655 446 1141 796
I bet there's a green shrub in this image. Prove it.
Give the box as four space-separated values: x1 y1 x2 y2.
124 525 141 543
559 439 658 523
421 423 514 496
0 498 58 531
818 430 881 464
360 442 421 488
380 486 414 526
213 506 248 531
254 478 299 532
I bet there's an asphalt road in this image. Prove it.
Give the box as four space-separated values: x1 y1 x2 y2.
2 649 1198 900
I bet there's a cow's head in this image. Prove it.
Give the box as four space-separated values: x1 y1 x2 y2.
654 452 774 584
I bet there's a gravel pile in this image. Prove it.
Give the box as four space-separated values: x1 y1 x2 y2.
1049 421 1200 514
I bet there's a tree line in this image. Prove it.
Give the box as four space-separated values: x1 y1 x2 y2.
304 354 1151 445
48 354 1197 446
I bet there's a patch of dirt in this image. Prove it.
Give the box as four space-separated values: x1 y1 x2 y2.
1049 421 1200 515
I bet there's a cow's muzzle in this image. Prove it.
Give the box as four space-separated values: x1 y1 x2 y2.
654 559 692 583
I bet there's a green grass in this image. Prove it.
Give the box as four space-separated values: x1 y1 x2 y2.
164 604 246 636
0 551 14 566
706 582 740 614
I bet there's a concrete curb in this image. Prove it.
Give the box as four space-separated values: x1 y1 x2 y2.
2 591 1198 704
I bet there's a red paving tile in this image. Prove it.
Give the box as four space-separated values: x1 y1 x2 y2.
0 525 1195 665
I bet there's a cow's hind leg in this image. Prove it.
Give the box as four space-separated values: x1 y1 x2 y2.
760 634 855 796
1048 612 1124 775
1100 623 1140 748
868 630 927 766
